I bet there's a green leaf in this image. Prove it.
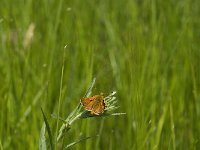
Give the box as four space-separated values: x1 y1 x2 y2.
39 123 46 150
41 108 54 150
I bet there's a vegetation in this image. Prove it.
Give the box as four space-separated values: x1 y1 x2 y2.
0 0 200 149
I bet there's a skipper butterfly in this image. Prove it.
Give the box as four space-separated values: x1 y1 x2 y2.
80 95 105 115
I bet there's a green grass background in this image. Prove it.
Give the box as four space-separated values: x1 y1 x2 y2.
0 0 200 149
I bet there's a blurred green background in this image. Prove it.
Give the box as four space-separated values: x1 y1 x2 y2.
0 0 200 149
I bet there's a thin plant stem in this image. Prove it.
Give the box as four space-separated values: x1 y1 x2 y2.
55 48 66 149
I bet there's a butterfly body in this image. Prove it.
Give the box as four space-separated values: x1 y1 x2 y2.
80 95 105 115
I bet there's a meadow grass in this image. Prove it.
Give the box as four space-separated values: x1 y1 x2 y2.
0 0 200 149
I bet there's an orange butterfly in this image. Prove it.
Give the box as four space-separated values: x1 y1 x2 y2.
80 95 105 115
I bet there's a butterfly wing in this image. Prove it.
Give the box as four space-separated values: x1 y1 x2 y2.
80 96 98 111
81 95 105 115
91 96 105 115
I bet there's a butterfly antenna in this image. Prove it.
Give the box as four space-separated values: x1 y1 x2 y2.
83 77 96 98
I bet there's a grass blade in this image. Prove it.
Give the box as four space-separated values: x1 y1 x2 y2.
41 108 54 150
63 135 99 149
80 111 126 118
84 77 96 98
39 123 47 150
51 114 67 124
